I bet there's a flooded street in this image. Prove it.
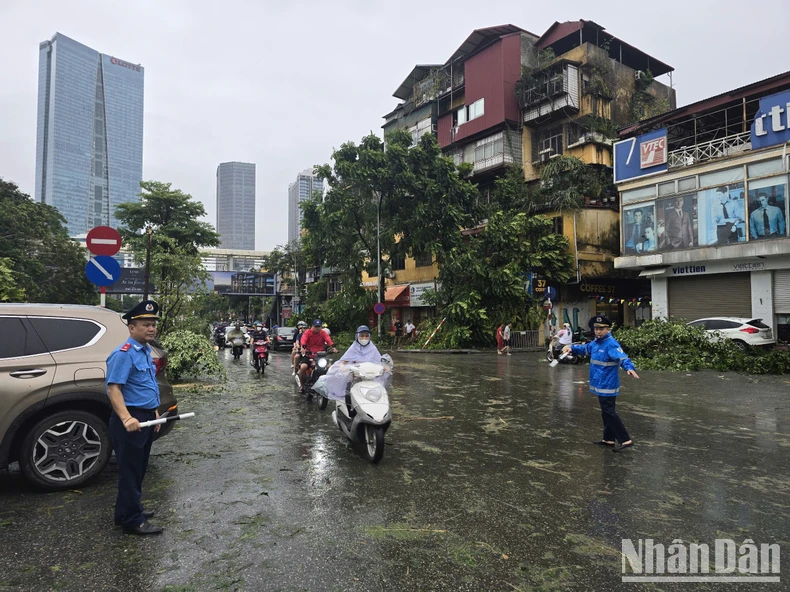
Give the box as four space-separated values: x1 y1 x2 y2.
1 349 788 591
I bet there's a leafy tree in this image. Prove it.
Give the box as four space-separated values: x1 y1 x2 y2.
115 181 220 335
160 330 226 381
0 179 96 304
437 211 574 346
0 257 25 301
305 130 477 298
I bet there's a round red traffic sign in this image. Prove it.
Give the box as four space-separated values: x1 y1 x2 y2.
373 302 386 315
86 226 122 256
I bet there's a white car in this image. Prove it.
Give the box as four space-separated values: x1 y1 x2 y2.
686 317 775 350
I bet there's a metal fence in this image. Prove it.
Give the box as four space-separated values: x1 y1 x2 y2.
510 330 543 351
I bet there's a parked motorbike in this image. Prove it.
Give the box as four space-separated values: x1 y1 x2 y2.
230 337 245 360
250 339 270 374
546 334 585 364
330 359 392 463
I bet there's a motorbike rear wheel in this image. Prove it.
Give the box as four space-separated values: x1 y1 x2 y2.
318 395 328 410
546 349 554 362
361 425 385 463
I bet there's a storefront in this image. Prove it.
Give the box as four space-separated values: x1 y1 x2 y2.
559 278 651 330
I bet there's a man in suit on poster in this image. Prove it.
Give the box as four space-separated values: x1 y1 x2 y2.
664 196 694 249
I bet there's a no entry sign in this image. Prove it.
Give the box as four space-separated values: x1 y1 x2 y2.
86 226 122 256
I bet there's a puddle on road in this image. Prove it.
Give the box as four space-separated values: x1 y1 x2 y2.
2 352 790 590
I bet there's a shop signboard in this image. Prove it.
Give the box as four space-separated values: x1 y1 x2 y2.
409 282 438 307
614 129 668 183
751 89 790 150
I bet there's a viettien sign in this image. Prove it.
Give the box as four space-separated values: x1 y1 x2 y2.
613 129 669 183
410 282 438 307
751 89 790 150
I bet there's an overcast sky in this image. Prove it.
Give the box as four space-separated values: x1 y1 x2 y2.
1 0 788 251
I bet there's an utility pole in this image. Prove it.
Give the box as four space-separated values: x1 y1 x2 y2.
376 190 383 339
143 226 152 299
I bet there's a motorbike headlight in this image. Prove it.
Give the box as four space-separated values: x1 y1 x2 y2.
359 385 383 402
317 358 328 369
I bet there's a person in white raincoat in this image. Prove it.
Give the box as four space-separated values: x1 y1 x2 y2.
317 326 391 401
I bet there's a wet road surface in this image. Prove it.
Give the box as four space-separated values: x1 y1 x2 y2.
1 348 789 591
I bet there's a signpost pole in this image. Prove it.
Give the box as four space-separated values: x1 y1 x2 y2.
376 191 382 340
143 226 152 300
100 286 106 308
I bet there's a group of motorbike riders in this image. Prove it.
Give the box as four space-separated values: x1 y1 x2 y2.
217 318 381 395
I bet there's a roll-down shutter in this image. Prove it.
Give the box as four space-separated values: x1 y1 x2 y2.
668 273 751 321
773 270 790 314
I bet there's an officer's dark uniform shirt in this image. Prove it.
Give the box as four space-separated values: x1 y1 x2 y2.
106 338 160 409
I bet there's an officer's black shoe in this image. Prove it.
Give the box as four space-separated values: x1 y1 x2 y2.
115 510 155 526
123 520 163 535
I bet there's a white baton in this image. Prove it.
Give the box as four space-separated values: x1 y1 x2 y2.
138 412 196 428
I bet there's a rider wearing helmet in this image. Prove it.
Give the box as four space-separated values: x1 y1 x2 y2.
298 319 337 393
322 322 331 336
226 321 245 344
339 326 381 364
291 321 309 374
250 323 270 364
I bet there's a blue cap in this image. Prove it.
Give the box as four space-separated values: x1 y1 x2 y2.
313 319 322 326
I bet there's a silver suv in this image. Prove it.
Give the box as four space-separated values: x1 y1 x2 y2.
0 304 177 490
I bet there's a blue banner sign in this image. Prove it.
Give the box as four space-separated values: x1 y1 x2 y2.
751 90 790 150
614 129 668 183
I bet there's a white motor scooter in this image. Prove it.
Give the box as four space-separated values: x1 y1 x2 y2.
330 360 392 463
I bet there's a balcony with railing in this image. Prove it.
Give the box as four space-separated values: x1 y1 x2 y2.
448 130 522 176
667 131 752 169
521 63 580 124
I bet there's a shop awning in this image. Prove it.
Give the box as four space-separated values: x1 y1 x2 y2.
385 285 410 307
638 267 669 278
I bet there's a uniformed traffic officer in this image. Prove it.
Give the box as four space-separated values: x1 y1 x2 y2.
563 316 639 452
106 300 163 535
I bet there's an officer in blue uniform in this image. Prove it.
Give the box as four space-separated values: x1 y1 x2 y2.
106 300 163 535
564 316 640 452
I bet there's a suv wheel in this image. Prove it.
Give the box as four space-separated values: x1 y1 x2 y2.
19 411 111 491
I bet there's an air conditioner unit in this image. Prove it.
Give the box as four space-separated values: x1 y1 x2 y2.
635 70 644 80
431 123 438 133
538 148 555 162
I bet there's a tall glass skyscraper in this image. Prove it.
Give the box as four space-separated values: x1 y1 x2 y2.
35 33 144 236
216 162 256 250
288 169 324 244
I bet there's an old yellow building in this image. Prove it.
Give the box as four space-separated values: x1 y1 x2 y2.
519 20 676 328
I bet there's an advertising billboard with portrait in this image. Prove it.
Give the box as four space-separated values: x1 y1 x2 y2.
747 179 787 241
623 203 657 255
696 183 746 247
656 194 697 250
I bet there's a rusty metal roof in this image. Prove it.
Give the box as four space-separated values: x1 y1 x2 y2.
618 69 790 137
445 24 536 65
536 20 673 77
392 64 443 101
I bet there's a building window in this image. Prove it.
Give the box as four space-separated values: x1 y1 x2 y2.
414 252 433 267
390 253 406 271
468 98 484 121
552 216 564 236
456 106 467 126
535 125 564 161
